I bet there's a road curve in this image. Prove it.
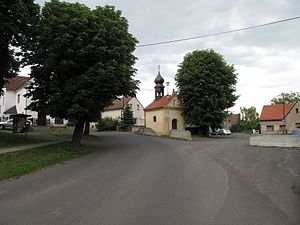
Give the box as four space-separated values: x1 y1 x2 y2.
0 132 296 225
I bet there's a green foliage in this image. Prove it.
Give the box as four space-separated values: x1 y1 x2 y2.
0 143 93 181
97 117 119 131
121 105 134 129
175 49 238 134
239 106 260 130
271 92 300 104
0 0 40 91
26 1 139 144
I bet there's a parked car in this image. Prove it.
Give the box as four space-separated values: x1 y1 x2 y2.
221 128 231 135
0 119 33 131
0 119 13 130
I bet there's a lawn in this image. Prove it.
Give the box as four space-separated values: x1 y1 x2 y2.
0 131 52 148
0 142 94 181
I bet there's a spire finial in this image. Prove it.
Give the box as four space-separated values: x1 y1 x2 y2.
158 65 160 73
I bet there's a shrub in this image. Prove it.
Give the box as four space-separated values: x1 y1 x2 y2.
96 117 119 131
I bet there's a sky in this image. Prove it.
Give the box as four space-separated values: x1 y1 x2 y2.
29 0 300 114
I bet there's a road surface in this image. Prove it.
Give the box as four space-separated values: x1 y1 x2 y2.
0 132 299 225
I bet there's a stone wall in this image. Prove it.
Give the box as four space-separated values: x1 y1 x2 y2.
250 135 300 147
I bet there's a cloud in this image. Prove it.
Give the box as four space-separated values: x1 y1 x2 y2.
31 0 300 115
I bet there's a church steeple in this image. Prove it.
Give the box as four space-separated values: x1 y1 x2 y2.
154 65 165 100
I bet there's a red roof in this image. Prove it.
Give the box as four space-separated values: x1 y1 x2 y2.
6 76 30 91
144 96 171 111
260 104 293 121
104 97 132 111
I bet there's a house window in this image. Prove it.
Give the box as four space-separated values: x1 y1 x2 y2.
266 125 274 132
137 104 139 111
296 123 300 128
296 108 299 114
2 97 4 105
279 125 286 132
153 116 156 122
17 94 21 103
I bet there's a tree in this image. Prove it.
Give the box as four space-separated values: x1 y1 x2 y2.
175 49 238 134
240 106 259 130
27 0 138 146
0 0 39 92
121 105 134 129
271 92 300 104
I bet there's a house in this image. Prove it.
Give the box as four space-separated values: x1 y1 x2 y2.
223 113 240 129
260 104 294 134
144 71 185 135
283 101 300 133
0 76 37 122
102 96 144 126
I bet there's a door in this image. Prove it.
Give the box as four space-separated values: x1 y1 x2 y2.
172 119 177 130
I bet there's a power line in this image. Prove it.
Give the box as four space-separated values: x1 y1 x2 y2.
137 15 300 48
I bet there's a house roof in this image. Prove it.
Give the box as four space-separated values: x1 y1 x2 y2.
4 105 17 114
260 104 294 121
144 96 172 111
6 76 30 91
104 97 132 111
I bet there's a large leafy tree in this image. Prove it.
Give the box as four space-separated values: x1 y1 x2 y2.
271 92 300 104
240 106 259 130
27 0 138 146
175 49 238 134
0 0 39 91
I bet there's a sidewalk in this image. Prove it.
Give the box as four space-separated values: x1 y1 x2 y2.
0 141 64 155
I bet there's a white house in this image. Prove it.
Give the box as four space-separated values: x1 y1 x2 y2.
102 96 144 126
0 76 37 122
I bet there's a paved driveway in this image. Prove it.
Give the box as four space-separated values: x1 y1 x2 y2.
0 132 299 225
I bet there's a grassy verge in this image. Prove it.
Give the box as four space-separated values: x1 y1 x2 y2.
0 142 94 181
0 131 52 148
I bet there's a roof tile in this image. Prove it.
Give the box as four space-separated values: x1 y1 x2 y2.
260 104 293 121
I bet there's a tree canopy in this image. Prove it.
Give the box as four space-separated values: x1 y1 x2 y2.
271 92 300 104
27 0 138 145
121 105 134 129
175 49 238 134
0 0 39 92
240 106 259 130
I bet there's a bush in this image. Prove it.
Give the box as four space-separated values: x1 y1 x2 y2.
96 117 119 131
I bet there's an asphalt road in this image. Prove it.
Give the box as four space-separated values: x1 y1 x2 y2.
0 132 299 225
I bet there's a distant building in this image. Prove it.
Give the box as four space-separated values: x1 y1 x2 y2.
260 103 295 134
0 76 37 122
144 70 185 135
102 97 144 126
223 113 240 129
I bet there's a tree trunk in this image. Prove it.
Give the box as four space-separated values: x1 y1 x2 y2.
72 120 84 147
38 112 47 126
84 121 90 135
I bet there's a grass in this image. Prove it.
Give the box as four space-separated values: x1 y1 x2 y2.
0 142 94 181
0 131 52 148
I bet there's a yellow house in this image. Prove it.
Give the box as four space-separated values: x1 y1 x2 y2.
144 71 185 136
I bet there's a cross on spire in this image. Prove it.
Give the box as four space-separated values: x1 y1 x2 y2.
158 65 160 73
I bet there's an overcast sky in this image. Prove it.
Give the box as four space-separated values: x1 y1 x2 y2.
32 0 300 114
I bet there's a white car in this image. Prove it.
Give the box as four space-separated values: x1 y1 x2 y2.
221 128 231 135
0 119 33 130
0 119 14 130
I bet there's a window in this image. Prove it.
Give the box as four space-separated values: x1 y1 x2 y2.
296 123 300 128
266 125 274 132
128 104 132 108
153 116 156 122
296 108 299 114
279 125 286 132
137 104 139 111
173 100 176 106
17 94 20 103
2 97 4 105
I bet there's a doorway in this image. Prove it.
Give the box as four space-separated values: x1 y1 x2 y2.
172 119 178 130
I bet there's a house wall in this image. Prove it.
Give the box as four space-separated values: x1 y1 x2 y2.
102 109 122 120
285 102 300 133
167 108 185 132
145 109 165 135
128 98 144 126
260 121 283 134
15 88 37 118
